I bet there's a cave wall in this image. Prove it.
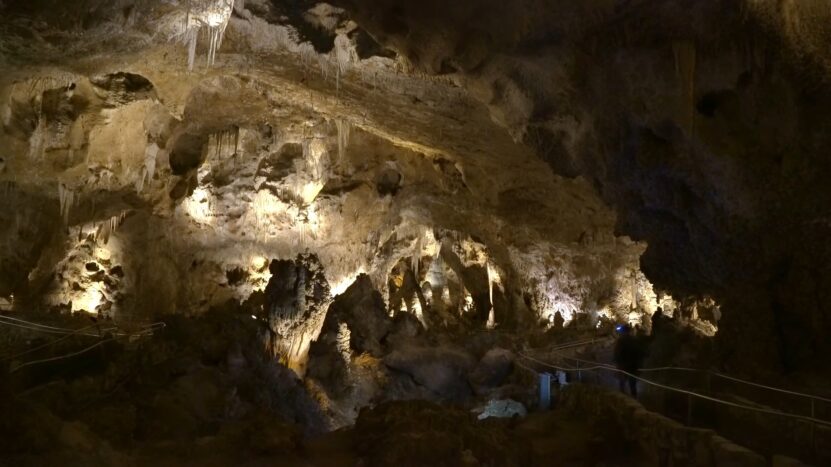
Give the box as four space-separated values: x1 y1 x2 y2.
329 0 831 374
0 0 724 369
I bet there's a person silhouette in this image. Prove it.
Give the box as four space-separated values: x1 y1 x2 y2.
613 324 645 397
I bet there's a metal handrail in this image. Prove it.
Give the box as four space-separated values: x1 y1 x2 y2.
534 341 831 405
517 351 831 428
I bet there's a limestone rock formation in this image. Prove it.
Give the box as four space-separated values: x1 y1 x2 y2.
0 0 672 340
263 254 332 375
329 0 831 374
2 0 829 464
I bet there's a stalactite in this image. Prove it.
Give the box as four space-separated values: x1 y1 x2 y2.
95 211 128 244
58 184 76 224
1 181 15 195
318 56 330 81
298 43 317 69
182 0 234 71
486 261 496 329
298 218 306 248
136 144 157 193
335 118 351 163
412 232 423 279
207 128 239 161
28 104 45 160
302 137 328 182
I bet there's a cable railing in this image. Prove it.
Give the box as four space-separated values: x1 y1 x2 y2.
531 338 831 407
517 350 831 428
0 313 166 372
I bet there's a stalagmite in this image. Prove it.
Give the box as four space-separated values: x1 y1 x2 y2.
137 143 159 193
336 322 352 375
28 117 45 160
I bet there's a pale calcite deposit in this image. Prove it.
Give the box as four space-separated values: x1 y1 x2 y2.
0 0 718 372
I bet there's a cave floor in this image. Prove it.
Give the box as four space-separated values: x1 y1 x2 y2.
122 409 643 467
298 408 642 467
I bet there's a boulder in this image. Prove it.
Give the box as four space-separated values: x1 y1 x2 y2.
468 348 514 393
326 275 391 356
384 345 476 402
475 399 527 420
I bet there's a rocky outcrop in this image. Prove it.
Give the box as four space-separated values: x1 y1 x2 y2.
320 274 390 357
353 399 532 467
1 307 325 466
263 254 332 376
329 0 831 375
468 348 514 395
0 0 667 340
384 344 477 403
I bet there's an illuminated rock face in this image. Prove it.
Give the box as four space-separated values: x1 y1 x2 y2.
329 0 831 373
0 0 725 366
263 255 332 376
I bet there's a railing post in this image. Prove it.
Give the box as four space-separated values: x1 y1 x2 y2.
577 360 582 383
539 372 552 410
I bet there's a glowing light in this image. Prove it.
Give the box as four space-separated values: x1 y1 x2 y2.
303 138 328 179
544 303 575 328
184 187 213 224
254 190 283 214
72 285 103 314
486 261 498 329
249 256 272 292
204 11 227 27
95 246 112 261
487 262 501 285
657 294 678 317
251 256 268 271
412 299 426 326
462 292 474 314
306 205 321 233
299 181 324 205
331 269 365 296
